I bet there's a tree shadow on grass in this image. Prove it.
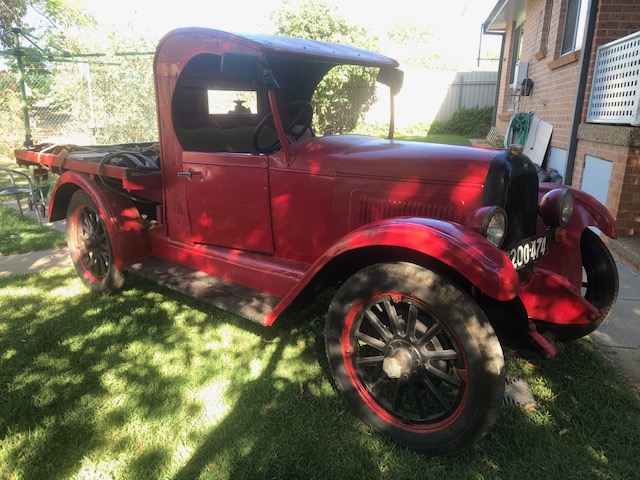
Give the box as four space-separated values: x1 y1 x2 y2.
1 270 639 479
0 270 270 479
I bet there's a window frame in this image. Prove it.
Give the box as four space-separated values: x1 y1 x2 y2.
560 0 588 55
507 22 525 112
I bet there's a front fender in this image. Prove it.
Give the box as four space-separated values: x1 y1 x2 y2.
536 183 617 288
265 217 518 325
539 183 617 238
49 171 150 268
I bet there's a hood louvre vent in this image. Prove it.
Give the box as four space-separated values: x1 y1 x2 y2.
358 196 454 227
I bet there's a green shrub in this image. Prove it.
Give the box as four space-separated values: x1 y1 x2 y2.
427 119 449 135
428 106 493 138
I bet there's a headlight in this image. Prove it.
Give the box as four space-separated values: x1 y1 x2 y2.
540 188 574 227
558 189 574 226
482 207 507 247
465 206 507 248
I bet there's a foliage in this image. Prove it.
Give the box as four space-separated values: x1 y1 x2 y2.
0 269 639 478
0 24 158 155
0 0 92 44
384 22 444 69
271 0 379 135
0 74 27 157
428 106 493 138
490 134 506 149
45 26 158 144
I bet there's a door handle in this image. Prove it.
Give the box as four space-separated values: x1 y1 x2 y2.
178 169 201 179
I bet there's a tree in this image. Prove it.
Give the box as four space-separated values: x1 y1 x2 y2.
384 22 442 68
35 24 158 145
0 23 158 157
271 0 379 134
0 0 92 46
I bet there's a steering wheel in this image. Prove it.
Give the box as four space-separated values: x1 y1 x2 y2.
252 101 314 154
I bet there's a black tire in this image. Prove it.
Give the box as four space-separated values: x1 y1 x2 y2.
325 262 505 454
66 190 125 294
549 228 619 342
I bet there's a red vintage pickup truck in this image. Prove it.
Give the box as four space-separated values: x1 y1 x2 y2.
14 28 619 454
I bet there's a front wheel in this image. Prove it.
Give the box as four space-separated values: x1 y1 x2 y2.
549 228 619 342
66 190 124 294
325 262 505 454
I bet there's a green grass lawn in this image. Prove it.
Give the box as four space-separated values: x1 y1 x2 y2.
394 133 472 146
0 204 66 255
1 269 638 479
0 156 66 255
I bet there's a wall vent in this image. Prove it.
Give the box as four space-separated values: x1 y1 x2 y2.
587 31 640 126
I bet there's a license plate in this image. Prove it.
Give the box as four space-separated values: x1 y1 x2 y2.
506 233 550 270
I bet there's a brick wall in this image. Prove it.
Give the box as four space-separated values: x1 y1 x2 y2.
620 150 640 235
495 0 583 151
492 0 640 237
576 0 640 236
576 124 640 236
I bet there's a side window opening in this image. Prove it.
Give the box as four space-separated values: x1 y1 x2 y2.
207 90 257 115
172 53 262 153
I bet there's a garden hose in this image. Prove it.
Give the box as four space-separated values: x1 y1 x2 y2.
510 112 532 146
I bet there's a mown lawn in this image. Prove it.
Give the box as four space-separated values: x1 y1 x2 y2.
393 133 472 146
1 269 638 479
0 204 66 255
0 156 65 255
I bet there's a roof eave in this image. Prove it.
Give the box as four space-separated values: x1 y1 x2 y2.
484 0 529 34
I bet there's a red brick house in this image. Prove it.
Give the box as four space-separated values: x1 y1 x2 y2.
484 0 640 239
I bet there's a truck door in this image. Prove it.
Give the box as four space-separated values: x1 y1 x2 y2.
168 53 274 253
180 151 273 254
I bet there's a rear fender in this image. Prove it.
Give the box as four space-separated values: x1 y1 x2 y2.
266 217 518 325
49 171 150 268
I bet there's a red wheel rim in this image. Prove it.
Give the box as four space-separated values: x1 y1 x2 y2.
341 293 469 433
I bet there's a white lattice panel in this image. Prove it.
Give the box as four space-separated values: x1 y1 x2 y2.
587 31 640 126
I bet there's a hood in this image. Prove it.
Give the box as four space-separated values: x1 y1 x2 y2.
288 135 499 185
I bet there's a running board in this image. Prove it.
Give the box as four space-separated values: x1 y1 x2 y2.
125 257 281 325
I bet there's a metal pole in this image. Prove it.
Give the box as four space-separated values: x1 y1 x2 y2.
565 0 598 186
13 28 33 147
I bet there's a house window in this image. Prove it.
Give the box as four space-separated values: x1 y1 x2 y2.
507 23 525 111
561 0 588 55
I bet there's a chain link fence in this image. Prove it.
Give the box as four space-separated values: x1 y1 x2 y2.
0 55 158 160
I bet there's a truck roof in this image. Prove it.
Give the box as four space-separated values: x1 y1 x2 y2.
156 27 399 69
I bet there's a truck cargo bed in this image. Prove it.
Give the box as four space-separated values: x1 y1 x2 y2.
14 143 162 201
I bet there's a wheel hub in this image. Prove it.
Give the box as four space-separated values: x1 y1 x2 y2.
83 234 99 251
383 340 421 379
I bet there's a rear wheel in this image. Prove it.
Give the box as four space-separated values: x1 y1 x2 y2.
66 190 124 294
325 262 505 454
